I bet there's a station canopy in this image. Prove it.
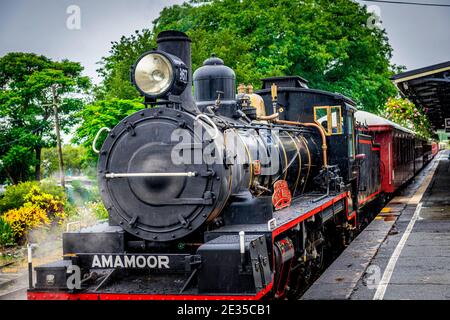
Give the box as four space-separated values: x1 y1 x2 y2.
391 61 450 131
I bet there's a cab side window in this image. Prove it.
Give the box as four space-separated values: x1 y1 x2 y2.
330 106 342 134
347 113 355 159
314 106 343 136
314 107 329 133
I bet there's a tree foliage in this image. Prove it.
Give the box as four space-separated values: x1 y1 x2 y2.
95 29 155 100
96 0 399 113
0 53 90 184
41 145 88 177
73 99 144 160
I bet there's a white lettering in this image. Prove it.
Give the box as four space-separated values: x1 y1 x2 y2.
114 255 124 268
101 255 113 268
91 254 171 269
178 305 212 318
67 265 81 290
92 255 101 268
136 256 146 268
124 255 136 268
158 256 170 269
147 256 158 268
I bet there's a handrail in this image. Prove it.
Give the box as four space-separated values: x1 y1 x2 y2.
92 127 111 154
194 114 219 140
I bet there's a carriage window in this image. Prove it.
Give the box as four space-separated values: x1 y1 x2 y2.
314 106 343 136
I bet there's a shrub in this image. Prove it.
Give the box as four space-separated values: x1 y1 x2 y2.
71 180 84 193
63 202 78 219
24 186 66 221
71 180 90 201
3 205 50 242
0 181 38 213
0 181 66 214
40 180 66 201
86 201 108 220
2 185 66 242
0 217 15 246
67 180 100 210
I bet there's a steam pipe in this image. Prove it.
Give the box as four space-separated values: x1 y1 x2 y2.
274 118 330 202
257 113 280 121
256 115 328 167
278 120 328 168
27 244 38 289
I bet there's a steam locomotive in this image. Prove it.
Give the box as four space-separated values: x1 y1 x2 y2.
28 31 436 300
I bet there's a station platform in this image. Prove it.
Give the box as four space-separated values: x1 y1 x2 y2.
302 150 450 300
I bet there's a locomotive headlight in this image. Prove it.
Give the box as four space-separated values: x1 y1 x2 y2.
131 51 188 99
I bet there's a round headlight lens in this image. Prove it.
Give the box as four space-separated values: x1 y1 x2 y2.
134 53 174 97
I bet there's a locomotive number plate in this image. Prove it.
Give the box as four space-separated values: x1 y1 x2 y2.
77 253 198 271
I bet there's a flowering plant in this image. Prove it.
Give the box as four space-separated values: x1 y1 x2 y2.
2 186 65 243
383 97 432 139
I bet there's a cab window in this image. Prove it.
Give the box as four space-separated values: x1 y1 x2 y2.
330 106 342 134
314 106 343 136
347 113 355 158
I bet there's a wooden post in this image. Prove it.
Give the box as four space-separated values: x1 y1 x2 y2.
52 85 65 188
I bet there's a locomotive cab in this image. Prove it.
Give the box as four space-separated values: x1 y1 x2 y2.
256 77 358 185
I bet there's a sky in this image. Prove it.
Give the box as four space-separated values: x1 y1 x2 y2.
0 0 449 84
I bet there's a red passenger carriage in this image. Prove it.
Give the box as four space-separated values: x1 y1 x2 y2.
356 111 431 195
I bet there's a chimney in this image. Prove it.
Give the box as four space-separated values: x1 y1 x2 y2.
156 30 198 113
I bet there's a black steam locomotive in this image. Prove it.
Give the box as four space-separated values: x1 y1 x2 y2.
28 31 415 300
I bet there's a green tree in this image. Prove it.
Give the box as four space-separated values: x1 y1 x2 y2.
41 145 88 177
73 99 144 161
0 131 40 184
0 53 90 184
96 0 400 113
95 29 155 100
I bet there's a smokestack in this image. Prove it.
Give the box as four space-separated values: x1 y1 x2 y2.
157 30 198 113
